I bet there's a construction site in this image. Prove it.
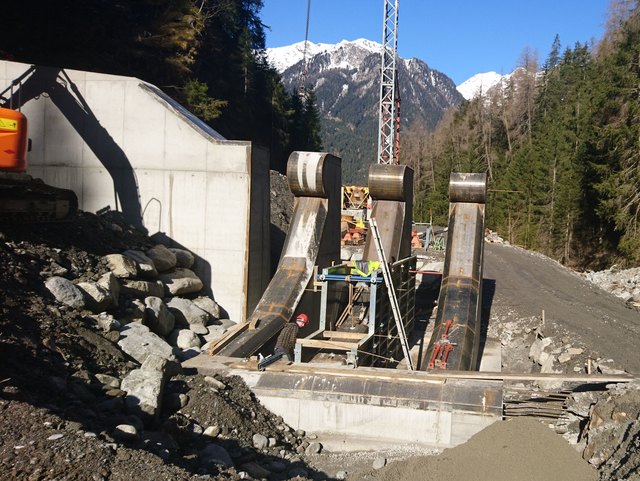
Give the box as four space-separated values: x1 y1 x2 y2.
1 2 640 481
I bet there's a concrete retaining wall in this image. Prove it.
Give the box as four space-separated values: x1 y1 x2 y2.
0 60 270 322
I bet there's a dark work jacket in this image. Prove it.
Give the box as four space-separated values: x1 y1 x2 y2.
274 322 300 357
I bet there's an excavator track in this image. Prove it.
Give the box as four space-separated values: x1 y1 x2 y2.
0 173 77 222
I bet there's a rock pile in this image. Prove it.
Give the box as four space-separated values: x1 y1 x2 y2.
0 212 322 480
583 265 640 308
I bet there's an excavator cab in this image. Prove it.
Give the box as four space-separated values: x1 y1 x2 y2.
0 106 28 173
0 106 77 221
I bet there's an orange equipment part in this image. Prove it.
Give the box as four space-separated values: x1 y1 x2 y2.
0 107 28 172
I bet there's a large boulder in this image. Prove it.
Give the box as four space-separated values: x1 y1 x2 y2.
144 297 175 337
117 323 177 370
170 248 195 269
160 268 203 296
97 272 120 307
45 276 85 309
120 279 165 298
77 281 113 313
168 329 202 349
192 296 223 323
123 250 158 278
167 297 209 334
104 254 138 279
121 354 169 423
146 245 177 272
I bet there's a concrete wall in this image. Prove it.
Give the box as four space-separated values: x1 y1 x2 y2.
0 61 270 322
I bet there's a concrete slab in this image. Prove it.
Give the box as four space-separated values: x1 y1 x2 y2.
183 355 503 450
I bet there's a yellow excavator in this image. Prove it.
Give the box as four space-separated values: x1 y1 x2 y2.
0 106 77 221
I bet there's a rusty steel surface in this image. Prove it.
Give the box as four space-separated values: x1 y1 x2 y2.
215 152 339 358
426 173 487 371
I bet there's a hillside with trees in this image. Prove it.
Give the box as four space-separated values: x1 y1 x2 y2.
406 1 640 269
0 0 321 173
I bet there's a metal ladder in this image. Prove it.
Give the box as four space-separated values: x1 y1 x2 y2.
369 217 414 370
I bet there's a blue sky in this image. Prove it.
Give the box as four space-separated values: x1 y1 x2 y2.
260 0 610 84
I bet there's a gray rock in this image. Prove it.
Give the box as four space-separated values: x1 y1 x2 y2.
120 279 165 298
45 276 85 309
203 426 221 438
160 268 204 296
336 470 348 480
123 250 158 278
144 297 175 337
252 433 269 450
167 297 208 334
558 352 573 364
192 296 222 322
168 329 202 349
121 367 166 423
204 376 225 390
146 244 177 272
529 336 553 364
202 325 228 343
142 353 169 372
305 442 322 454
372 457 387 470
77 281 113 312
170 248 195 268
90 312 120 332
95 373 120 389
268 437 277 447
104 254 138 279
295 429 306 438
199 443 233 468
117 323 177 368
113 424 139 442
97 272 120 308
47 434 64 441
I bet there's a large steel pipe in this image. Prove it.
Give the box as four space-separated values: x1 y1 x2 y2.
426 172 487 371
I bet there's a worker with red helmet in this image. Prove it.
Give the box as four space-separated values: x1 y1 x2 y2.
274 313 309 362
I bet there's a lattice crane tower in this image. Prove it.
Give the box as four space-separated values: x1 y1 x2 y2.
377 0 400 165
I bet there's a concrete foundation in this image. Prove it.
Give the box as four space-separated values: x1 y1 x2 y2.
185 339 503 450
0 61 270 322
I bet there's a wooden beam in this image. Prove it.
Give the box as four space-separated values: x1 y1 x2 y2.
297 339 357 350
322 330 366 340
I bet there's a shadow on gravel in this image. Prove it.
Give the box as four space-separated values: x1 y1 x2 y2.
476 278 496 369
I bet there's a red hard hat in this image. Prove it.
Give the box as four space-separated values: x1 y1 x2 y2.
295 313 309 326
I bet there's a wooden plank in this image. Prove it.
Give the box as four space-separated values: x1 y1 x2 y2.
222 360 635 384
323 330 366 340
297 339 357 350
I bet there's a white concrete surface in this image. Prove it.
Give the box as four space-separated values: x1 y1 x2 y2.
0 61 269 322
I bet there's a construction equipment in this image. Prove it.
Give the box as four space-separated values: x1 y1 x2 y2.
370 217 413 370
377 0 401 165
0 106 77 221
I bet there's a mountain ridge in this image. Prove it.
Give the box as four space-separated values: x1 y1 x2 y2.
266 39 464 182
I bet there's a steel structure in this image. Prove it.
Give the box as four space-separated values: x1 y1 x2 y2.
377 0 400 165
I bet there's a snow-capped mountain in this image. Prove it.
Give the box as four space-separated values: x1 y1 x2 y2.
456 71 506 100
266 39 464 182
266 38 380 73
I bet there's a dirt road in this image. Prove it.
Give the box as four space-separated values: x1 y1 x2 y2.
484 243 640 373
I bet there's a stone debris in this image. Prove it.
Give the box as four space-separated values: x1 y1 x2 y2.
167 297 209 334
170 248 195 268
45 276 85 309
583 265 640 308
144 296 175 337
77 280 113 312
123 249 158 278
168 329 202 349
146 244 177 272
117 323 176 367
192 295 223 322
120 279 165 298
121 354 169 423
160 268 204 296
104 253 138 279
